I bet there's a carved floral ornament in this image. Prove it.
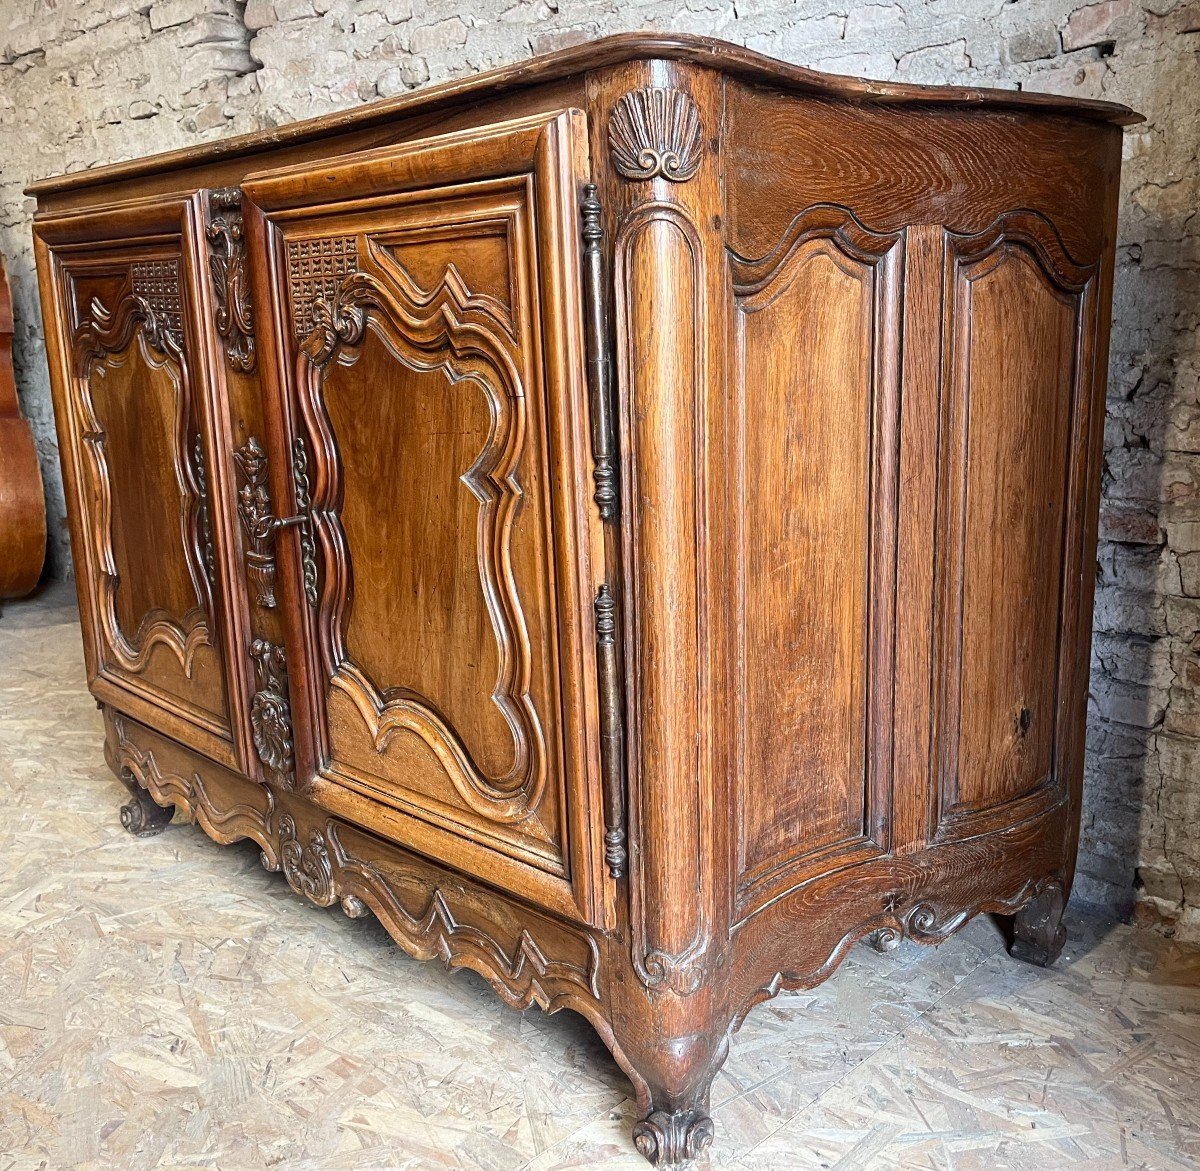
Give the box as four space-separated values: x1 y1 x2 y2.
249 638 294 783
206 187 256 373
608 86 704 183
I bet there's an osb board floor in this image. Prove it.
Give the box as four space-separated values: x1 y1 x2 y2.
1 587 1198 1171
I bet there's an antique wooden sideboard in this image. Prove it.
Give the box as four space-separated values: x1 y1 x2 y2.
29 34 1138 1163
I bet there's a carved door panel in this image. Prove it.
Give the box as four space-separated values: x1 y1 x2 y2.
243 111 605 924
35 197 240 767
931 212 1097 841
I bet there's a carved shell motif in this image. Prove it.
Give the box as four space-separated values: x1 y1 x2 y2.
608 86 704 183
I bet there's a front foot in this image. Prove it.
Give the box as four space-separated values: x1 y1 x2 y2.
633 1107 714 1166
119 785 174 837
1009 881 1067 967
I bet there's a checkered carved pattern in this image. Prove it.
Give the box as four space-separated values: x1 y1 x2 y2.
287 236 359 340
131 259 184 348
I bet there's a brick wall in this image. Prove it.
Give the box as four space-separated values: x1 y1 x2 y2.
1 0 1197 936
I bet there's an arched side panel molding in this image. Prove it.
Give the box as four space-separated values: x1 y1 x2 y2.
727 203 905 923
932 208 1097 843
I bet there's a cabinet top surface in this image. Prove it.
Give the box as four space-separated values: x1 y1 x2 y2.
27 31 1141 199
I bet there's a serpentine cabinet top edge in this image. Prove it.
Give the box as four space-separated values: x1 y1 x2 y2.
25 30 1141 200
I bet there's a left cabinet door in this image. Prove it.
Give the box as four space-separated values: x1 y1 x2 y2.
35 195 245 769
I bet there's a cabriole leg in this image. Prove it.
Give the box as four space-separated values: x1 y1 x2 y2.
613 1019 727 1167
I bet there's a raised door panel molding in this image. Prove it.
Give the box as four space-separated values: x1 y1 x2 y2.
290 210 554 834
728 206 903 918
933 211 1096 841
67 269 230 735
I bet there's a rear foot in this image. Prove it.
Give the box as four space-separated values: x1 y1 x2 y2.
1009 881 1067 967
119 779 174 837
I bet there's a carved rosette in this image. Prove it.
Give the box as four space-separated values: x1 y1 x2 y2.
608 87 704 183
205 187 256 373
249 639 294 783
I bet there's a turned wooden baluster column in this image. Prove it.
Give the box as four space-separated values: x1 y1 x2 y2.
589 59 734 1164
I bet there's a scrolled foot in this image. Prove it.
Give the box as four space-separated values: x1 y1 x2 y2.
119 788 174 837
633 1108 714 1166
1009 881 1067 968
865 926 901 953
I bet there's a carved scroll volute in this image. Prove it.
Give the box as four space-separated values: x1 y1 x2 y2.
205 187 256 373
604 65 724 1003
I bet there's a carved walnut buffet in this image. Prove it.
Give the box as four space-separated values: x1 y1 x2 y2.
29 35 1139 1164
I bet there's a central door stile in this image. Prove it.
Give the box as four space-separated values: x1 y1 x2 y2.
237 188 327 795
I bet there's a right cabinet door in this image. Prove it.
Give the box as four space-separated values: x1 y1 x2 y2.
932 213 1097 842
242 111 606 926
